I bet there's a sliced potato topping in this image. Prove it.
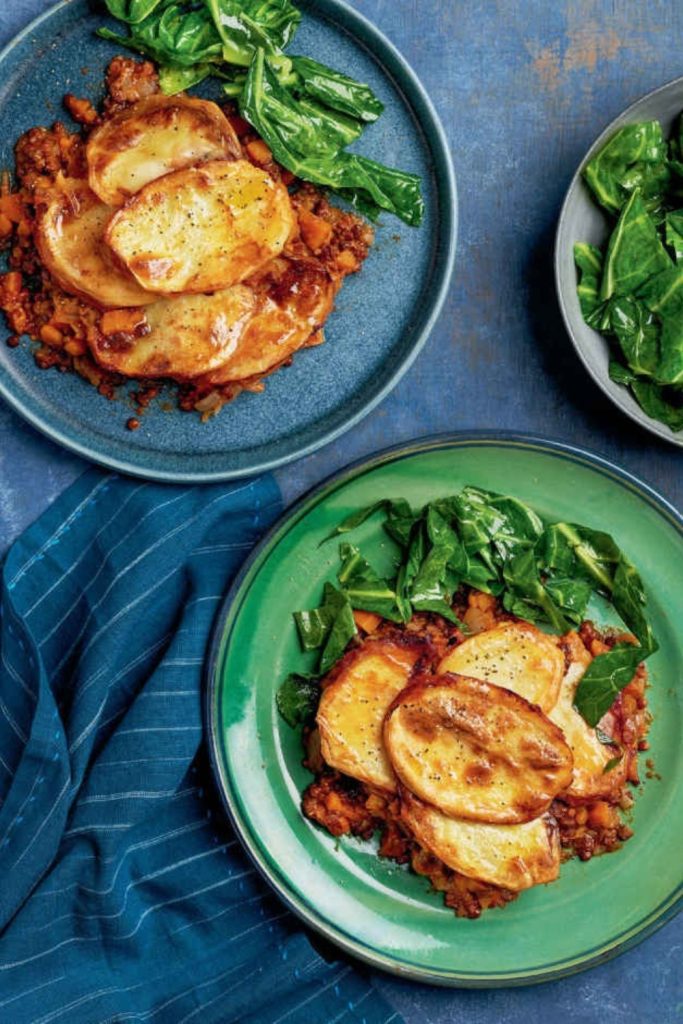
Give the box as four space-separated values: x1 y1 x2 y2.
316 637 428 793
34 178 157 309
549 632 628 801
384 673 574 824
106 159 296 296
438 621 565 713
86 95 240 207
400 789 560 890
90 255 334 383
198 256 334 385
90 287 256 380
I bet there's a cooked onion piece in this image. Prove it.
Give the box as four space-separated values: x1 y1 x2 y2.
90 287 256 379
106 160 296 296
35 179 157 309
549 632 628 801
438 621 565 714
316 637 428 793
198 257 334 384
400 789 560 890
384 673 574 824
86 95 240 207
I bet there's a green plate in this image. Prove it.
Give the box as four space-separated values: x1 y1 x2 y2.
206 434 683 986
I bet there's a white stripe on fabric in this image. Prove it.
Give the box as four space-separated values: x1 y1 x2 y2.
96 755 190 768
269 968 352 1024
0 753 12 776
139 691 196 698
328 988 374 1024
28 844 233 933
0 869 256 970
68 691 109 758
0 696 27 743
24 484 148 617
13 776 70 867
175 960 271 1024
33 819 206 899
50 562 182 677
193 541 254 555
71 631 172 722
115 726 200 736
78 786 196 806
169 890 264 936
159 659 202 667
62 824 134 839
9 477 111 588
1 649 36 700
39 492 190 649
0 974 66 1010
47 485 250 661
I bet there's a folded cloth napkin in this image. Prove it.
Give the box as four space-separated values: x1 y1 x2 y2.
0 470 400 1024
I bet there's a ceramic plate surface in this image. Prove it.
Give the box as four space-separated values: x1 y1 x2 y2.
207 433 683 986
555 76 683 447
0 0 455 481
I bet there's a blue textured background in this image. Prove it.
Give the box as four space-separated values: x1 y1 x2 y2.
0 2 681 1022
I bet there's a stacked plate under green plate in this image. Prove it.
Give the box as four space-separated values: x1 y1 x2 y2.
206 434 683 986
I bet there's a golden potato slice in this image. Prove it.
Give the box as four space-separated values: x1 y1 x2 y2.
87 95 240 207
198 257 335 385
106 160 295 295
34 179 157 309
438 621 564 713
384 674 573 824
400 789 560 891
89 255 334 383
316 637 429 793
549 632 628 801
90 287 256 380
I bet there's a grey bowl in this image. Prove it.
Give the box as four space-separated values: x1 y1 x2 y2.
555 75 683 448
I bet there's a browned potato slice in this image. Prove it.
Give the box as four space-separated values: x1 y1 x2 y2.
34 179 157 309
400 789 560 890
199 257 334 384
438 621 564 713
86 95 240 207
316 637 428 793
384 673 574 824
89 255 334 383
106 160 295 296
90 287 256 379
549 632 628 801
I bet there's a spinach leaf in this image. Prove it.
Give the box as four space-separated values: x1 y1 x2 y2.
276 672 320 727
408 508 463 623
98 4 223 67
630 379 683 430
574 242 603 318
656 318 683 385
294 580 356 661
665 210 683 262
544 575 592 625
240 50 424 225
599 190 671 301
574 644 646 726
104 0 174 24
638 263 683 320
337 542 402 621
603 754 624 774
502 548 571 633
322 498 414 544
292 56 383 123
609 357 636 385
609 295 660 377
583 121 670 215
158 62 212 93
206 0 301 66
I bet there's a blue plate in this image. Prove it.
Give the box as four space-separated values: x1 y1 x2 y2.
0 0 456 482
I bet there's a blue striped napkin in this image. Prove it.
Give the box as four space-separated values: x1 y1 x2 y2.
0 470 400 1024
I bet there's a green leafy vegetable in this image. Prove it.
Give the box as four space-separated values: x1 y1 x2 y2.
280 487 656 731
276 672 320 727
583 121 670 215
98 0 423 225
576 113 683 432
603 754 624 774
240 50 423 225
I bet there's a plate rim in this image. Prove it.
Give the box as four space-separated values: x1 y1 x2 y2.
0 0 457 483
205 429 683 988
554 73 683 449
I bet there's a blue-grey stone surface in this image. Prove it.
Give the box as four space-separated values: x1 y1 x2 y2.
0 2 681 1021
